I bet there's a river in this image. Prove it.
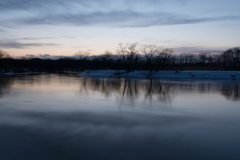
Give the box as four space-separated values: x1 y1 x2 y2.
0 73 240 160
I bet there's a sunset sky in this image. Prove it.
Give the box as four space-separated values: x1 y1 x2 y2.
0 0 240 58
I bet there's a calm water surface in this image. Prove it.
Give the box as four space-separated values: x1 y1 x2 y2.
0 73 240 160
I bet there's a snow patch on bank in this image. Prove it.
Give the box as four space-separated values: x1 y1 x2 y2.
79 70 240 79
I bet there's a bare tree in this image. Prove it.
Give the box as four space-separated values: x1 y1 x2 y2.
0 50 4 58
75 50 90 60
100 50 112 60
222 47 240 70
0 49 11 59
117 43 138 71
199 52 208 64
206 53 214 66
141 45 160 72
154 48 173 71
141 46 173 73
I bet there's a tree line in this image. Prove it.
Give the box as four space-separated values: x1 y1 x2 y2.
1 43 240 73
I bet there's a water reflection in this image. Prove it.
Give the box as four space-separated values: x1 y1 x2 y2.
79 77 176 103
221 81 240 101
78 77 240 102
1 74 240 102
0 76 14 98
1 74 240 160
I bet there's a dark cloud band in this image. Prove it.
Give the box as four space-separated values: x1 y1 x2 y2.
0 40 59 49
1 0 238 28
19 11 239 28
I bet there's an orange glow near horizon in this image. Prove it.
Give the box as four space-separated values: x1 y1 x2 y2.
4 47 112 58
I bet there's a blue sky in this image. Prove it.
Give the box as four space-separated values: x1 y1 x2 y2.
0 0 240 58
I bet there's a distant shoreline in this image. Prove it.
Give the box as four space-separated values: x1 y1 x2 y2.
79 70 240 79
1 69 240 80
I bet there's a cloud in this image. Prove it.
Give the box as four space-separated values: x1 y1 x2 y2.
173 46 226 54
24 54 68 59
15 36 75 40
19 11 239 28
1 0 239 28
0 0 184 11
0 40 60 49
16 37 57 40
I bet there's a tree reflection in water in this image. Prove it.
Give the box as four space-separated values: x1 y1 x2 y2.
79 78 175 104
78 77 240 103
0 76 14 98
221 80 240 101
0 74 240 102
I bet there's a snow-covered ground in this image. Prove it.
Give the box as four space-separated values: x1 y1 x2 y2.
79 70 240 79
0 70 14 74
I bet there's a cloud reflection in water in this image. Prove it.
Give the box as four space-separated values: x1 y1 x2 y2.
0 74 240 160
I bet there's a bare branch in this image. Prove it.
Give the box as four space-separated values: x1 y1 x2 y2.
0 49 11 59
75 50 90 60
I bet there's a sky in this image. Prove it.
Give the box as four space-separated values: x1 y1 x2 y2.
0 0 240 58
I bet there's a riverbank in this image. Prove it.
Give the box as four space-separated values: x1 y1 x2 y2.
79 70 240 79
